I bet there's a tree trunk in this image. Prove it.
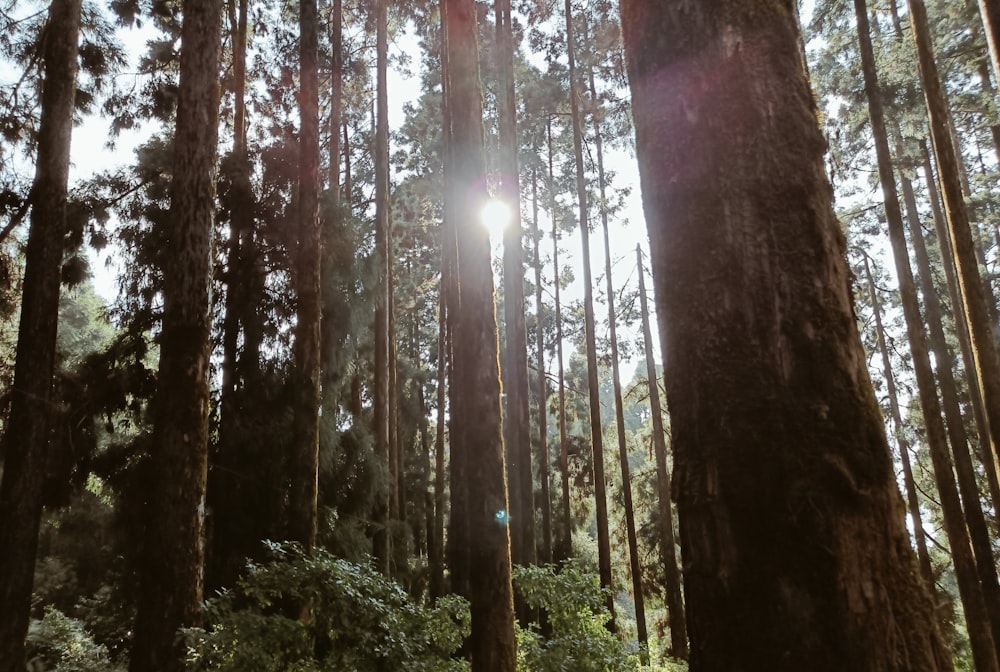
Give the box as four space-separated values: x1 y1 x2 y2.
636 246 688 661
129 1 222 669
548 120 573 564
372 0 391 575
589 66 646 655
0 1 81 668
907 0 1000 517
289 0 322 552
978 0 1000 119
563 0 615 627
430 289 447 598
442 0 516 668
530 165 553 565
621 2 953 669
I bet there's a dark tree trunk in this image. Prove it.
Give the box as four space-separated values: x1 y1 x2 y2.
442 0 516 668
430 291 447 598
978 0 1000 123
636 246 688 661
621 2 952 669
289 0 322 552
563 1 615 627
372 0 391 575
495 0 534 576
130 1 223 669
0 0 81 667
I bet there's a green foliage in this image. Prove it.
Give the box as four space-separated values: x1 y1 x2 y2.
514 563 686 672
25 606 122 672
185 542 470 672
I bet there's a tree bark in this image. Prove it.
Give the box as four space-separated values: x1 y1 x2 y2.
621 2 953 669
530 165 553 565
636 246 688 661
563 0 615 627
442 0 516 668
0 1 81 668
130 0 222 669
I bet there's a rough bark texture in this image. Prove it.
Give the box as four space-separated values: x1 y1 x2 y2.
289 0 322 551
130 1 222 669
442 0 516 668
637 246 688 661
0 1 81 668
621 2 952 670
563 0 615 626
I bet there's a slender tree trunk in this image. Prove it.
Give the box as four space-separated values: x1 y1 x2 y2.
563 1 615 627
862 254 936 590
588 66 646 654
372 0 392 575
636 246 688 661
530 165 553 564
0 1 81 667
978 0 1000 115
621 2 953 668
548 120 572 564
920 140 1000 531
289 0 322 552
907 0 1000 512
442 0 516 668
130 1 222 669
430 290 447 598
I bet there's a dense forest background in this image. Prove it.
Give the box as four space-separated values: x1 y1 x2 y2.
4 0 1000 670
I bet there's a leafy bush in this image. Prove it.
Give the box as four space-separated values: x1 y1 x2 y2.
184 542 469 672
513 563 688 672
25 607 122 672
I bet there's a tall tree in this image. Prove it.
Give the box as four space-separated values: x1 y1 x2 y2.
0 0 82 668
442 0 516 667
495 0 534 574
636 245 688 661
289 0 322 551
563 0 615 625
129 0 224 669
530 166 553 564
621 2 952 669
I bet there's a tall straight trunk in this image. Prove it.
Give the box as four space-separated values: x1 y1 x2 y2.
430 290 447 598
442 0 516 668
0 0 81 667
588 67 646 654
920 140 1000 528
372 0 392 575
563 0 614 626
900 145 1000 644
855 2 998 666
130 0 222 669
289 0 322 551
495 0 534 573
328 0 342 194
979 0 1000 86
548 120 572 564
621 2 952 669
862 254 936 590
636 246 688 661
530 166 552 564
907 0 1000 510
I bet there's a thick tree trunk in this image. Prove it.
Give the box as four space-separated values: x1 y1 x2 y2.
372 0 392 575
621 2 952 669
289 0 322 551
442 0 516 668
0 1 81 668
130 1 223 669
636 246 688 661
563 1 615 627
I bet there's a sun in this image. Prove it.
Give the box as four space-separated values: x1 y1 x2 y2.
481 198 512 242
